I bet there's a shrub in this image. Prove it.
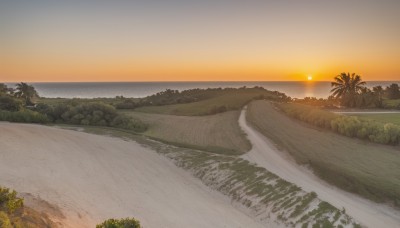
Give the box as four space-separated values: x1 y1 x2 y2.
0 110 49 123
96 217 141 228
36 102 147 132
277 103 400 145
0 96 22 111
0 187 24 214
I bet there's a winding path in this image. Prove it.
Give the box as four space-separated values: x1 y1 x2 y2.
239 107 400 228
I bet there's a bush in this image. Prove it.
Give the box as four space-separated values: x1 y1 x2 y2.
0 110 49 123
96 217 141 228
277 103 400 145
0 187 24 214
36 102 147 132
0 96 22 112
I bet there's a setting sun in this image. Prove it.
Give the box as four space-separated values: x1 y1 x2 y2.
307 75 313 81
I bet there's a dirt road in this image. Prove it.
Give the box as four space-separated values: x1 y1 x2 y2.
239 107 400 228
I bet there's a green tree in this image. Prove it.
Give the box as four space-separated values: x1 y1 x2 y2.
14 82 39 106
372 86 384 107
330 72 366 107
385 83 400 99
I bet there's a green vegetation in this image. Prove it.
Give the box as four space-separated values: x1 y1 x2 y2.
120 110 251 155
294 73 400 110
277 102 400 145
349 113 400 125
0 186 56 228
382 99 400 109
247 100 400 206
36 102 147 132
75 125 358 227
330 72 366 107
97 218 141 228
135 87 287 116
0 109 49 123
14 82 39 106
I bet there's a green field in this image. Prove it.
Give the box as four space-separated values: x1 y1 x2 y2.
247 100 400 205
348 113 400 125
383 99 400 109
120 110 251 155
135 89 279 116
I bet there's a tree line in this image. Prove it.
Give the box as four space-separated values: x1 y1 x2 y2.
294 72 400 109
277 102 400 145
0 83 147 132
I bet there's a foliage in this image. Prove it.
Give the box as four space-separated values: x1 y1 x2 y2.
0 188 24 214
330 73 366 107
0 186 57 228
0 109 49 123
0 84 14 96
248 101 400 207
135 87 289 116
386 83 400 99
36 102 147 132
0 96 22 112
277 103 400 145
14 82 39 106
96 218 141 228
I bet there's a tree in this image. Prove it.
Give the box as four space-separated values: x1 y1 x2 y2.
330 72 366 107
372 86 384 107
0 84 13 96
14 82 39 106
385 83 400 99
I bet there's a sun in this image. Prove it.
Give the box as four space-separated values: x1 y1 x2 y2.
307 75 313 81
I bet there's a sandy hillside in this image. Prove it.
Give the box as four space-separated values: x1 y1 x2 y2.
239 107 400 228
0 122 264 228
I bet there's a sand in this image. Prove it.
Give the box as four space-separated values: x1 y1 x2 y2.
0 122 264 228
239 107 400 228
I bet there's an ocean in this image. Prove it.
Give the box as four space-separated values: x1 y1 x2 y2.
5 81 400 99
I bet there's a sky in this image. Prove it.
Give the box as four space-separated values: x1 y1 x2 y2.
1 0 400 82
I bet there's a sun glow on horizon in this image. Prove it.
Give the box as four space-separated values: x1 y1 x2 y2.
307 75 313 81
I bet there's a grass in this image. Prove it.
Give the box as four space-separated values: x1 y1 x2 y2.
119 110 251 155
247 100 400 206
135 89 277 116
67 125 359 227
383 99 400 109
348 113 400 125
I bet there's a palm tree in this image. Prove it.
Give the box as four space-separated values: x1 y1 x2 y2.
14 82 39 106
330 72 366 107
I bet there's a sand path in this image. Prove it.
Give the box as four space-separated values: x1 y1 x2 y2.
0 122 264 228
239 107 400 228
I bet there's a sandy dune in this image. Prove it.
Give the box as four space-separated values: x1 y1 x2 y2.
0 122 264 228
239 108 400 228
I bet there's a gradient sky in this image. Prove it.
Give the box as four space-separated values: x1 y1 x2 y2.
1 0 400 82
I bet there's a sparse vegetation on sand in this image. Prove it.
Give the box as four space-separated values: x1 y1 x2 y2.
0 186 56 228
76 126 360 228
120 110 251 155
247 100 400 206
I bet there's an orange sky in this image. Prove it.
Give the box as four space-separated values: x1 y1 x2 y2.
1 1 400 82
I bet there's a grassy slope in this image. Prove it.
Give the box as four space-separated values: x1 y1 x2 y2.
120 110 251 155
134 89 275 116
247 100 400 205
